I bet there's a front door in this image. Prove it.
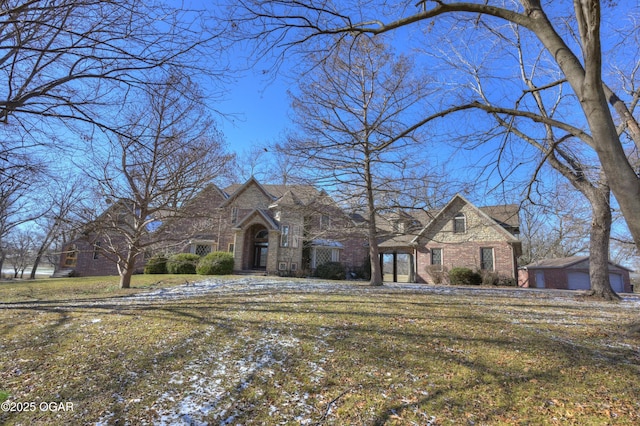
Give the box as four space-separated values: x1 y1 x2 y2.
253 244 268 269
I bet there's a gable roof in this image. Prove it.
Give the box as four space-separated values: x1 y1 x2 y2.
221 176 274 207
179 183 227 211
233 209 280 231
411 193 520 244
222 177 322 207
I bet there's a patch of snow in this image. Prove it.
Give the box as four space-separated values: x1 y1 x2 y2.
152 329 302 425
94 411 115 426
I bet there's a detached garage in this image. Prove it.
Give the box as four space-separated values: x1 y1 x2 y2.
518 256 633 293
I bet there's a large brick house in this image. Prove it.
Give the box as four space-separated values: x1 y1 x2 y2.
59 179 521 282
377 194 521 284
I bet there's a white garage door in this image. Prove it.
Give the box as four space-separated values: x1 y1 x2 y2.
609 273 624 293
567 272 590 290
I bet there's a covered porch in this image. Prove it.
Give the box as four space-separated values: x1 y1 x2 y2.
378 236 416 283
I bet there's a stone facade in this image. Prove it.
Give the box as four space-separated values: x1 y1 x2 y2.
413 195 521 284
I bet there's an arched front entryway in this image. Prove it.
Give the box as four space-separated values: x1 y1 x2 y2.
246 224 269 270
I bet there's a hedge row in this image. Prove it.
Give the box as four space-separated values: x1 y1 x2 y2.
144 252 234 275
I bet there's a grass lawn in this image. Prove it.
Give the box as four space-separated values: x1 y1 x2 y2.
1 276 639 425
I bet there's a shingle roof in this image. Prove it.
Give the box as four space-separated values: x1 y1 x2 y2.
379 203 520 231
479 204 520 228
524 256 634 272
525 256 589 268
223 183 321 205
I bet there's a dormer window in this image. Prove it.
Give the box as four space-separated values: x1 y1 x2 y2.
453 213 466 233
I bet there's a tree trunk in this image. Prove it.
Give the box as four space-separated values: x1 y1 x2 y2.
30 254 42 279
368 235 383 286
587 185 619 300
118 250 138 289
364 153 383 286
30 228 56 279
119 265 134 289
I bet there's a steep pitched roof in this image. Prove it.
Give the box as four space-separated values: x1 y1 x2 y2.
222 178 322 206
411 193 520 244
233 209 280 230
479 204 520 229
221 176 274 207
270 189 303 208
179 183 227 212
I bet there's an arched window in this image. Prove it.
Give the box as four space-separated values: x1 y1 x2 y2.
256 229 269 240
453 213 466 233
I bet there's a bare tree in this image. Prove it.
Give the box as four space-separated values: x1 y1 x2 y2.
86 75 234 289
233 145 295 184
428 18 622 299
230 0 640 254
0 148 46 274
0 0 225 128
5 228 36 278
28 175 90 279
1 1 228 245
278 36 435 285
520 187 592 265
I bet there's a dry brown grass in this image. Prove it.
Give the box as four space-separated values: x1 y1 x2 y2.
1 277 639 425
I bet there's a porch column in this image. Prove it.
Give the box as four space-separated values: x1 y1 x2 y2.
232 229 244 272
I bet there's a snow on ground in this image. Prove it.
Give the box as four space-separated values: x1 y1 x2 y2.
148 328 312 425
128 276 640 306
8 276 640 425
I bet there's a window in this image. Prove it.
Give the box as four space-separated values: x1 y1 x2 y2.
453 213 466 233
93 241 101 260
278 262 288 271
256 229 269 240
292 225 301 248
320 215 330 230
313 247 340 268
431 248 442 270
228 243 235 253
231 207 238 224
281 225 290 247
480 248 494 271
63 244 78 267
194 244 212 256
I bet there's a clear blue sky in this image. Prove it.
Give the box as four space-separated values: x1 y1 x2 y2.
216 54 290 154
217 70 291 154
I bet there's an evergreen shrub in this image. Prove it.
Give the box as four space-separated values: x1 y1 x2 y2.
144 255 168 274
166 253 201 274
196 251 234 275
316 261 346 280
449 267 482 286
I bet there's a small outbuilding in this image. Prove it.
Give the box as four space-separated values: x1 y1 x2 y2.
518 256 633 293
